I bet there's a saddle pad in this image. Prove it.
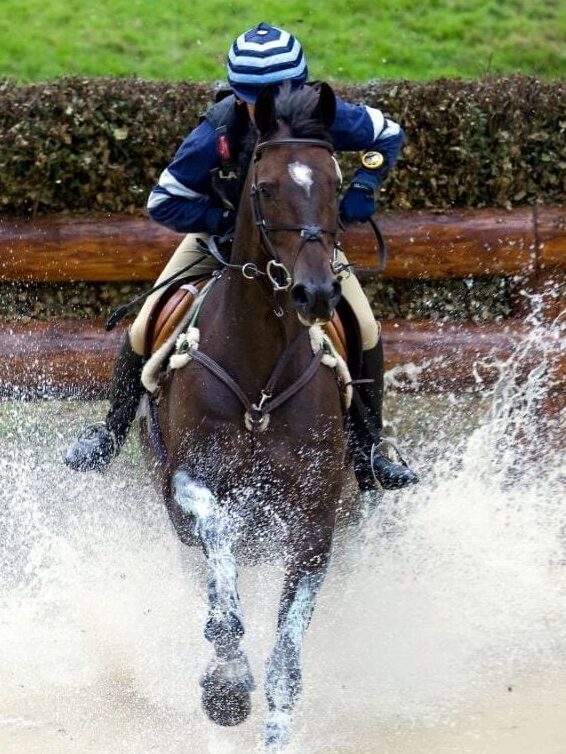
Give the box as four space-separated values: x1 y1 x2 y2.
148 278 209 356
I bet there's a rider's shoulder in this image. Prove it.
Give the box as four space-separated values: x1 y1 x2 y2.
200 91 239 128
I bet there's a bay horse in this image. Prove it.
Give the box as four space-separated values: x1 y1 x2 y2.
141 82 349 749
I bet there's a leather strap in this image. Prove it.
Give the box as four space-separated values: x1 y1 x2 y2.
263 350 324 415
189 349 254 413
255 138 334 155
368 216 388 273
187 334 325 430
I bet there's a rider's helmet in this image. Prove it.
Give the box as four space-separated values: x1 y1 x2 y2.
227 22 308 103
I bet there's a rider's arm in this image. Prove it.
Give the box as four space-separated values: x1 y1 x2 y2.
329 96 404 193
147 120 228 234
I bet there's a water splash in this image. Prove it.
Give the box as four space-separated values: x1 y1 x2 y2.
0 312 564 752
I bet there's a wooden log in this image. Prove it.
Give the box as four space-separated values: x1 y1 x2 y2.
1 318 561 398
381 318 541 392
0 215 180 283
2 205 562 283
538 205 566 270
508 207 566 321
509 269 565 322
349 206 537 278
0 320 127 399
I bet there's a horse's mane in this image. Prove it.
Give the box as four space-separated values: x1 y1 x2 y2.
274 83 329 140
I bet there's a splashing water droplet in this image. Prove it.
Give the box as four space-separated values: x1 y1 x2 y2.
0 306 564 753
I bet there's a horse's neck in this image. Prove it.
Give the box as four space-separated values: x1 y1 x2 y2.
218 264 302 351
215 210 306 368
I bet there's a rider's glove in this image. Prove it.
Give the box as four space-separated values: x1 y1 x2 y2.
339 176 376 224
205 207 236 235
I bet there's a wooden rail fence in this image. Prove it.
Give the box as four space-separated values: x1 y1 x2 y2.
1 206 564 282
0 206 564 398
2 318 559 399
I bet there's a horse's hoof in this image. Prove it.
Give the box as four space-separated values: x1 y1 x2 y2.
200 653 255 726
201 685 251 726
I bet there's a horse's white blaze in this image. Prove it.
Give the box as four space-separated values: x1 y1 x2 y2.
288 161 313 195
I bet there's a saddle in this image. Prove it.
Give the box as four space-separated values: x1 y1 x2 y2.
144 275 351 363
144 276 209 359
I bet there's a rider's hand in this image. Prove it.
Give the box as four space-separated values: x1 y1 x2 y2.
205 208 236 235
339 178 376 225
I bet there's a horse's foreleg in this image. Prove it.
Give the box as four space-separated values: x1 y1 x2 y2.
172 470 254 727
264 526 332 750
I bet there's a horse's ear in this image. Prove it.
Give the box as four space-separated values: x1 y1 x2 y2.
254 85 278 138
313 82 336 130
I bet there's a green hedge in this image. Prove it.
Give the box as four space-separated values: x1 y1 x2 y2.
0 75 564 216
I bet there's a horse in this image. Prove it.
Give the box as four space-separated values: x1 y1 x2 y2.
140 82 350 749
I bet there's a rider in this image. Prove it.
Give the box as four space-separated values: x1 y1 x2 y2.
65 22 419 491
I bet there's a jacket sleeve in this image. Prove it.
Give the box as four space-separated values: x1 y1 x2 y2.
329 96 404 192
146 120 222 233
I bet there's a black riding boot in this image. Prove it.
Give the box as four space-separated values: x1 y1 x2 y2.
349 341 419 491
65 335 144 472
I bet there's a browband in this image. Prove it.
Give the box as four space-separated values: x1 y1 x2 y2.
255 138 334 155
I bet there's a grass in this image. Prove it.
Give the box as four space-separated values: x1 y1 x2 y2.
1 0 564 82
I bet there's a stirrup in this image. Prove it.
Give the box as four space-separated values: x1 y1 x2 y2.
369 438 419 490
370 437 408 473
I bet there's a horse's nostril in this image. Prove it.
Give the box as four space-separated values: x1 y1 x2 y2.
292 284 310 307
331 280 342 302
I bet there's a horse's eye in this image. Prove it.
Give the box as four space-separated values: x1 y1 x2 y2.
258 183 275 198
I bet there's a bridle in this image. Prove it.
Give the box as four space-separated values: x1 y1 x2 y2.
200 137 351 305
252 137 347 290
107 137 383 333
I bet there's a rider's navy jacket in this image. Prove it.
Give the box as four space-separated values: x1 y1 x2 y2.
147 93 404 234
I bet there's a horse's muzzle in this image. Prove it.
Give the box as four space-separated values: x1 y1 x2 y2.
291 279 342 325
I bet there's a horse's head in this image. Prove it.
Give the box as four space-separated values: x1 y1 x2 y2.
249 82 342 325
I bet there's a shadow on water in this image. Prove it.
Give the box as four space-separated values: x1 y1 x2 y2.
0 314 564 753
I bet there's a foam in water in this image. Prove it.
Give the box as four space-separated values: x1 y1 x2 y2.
0 313 564 753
